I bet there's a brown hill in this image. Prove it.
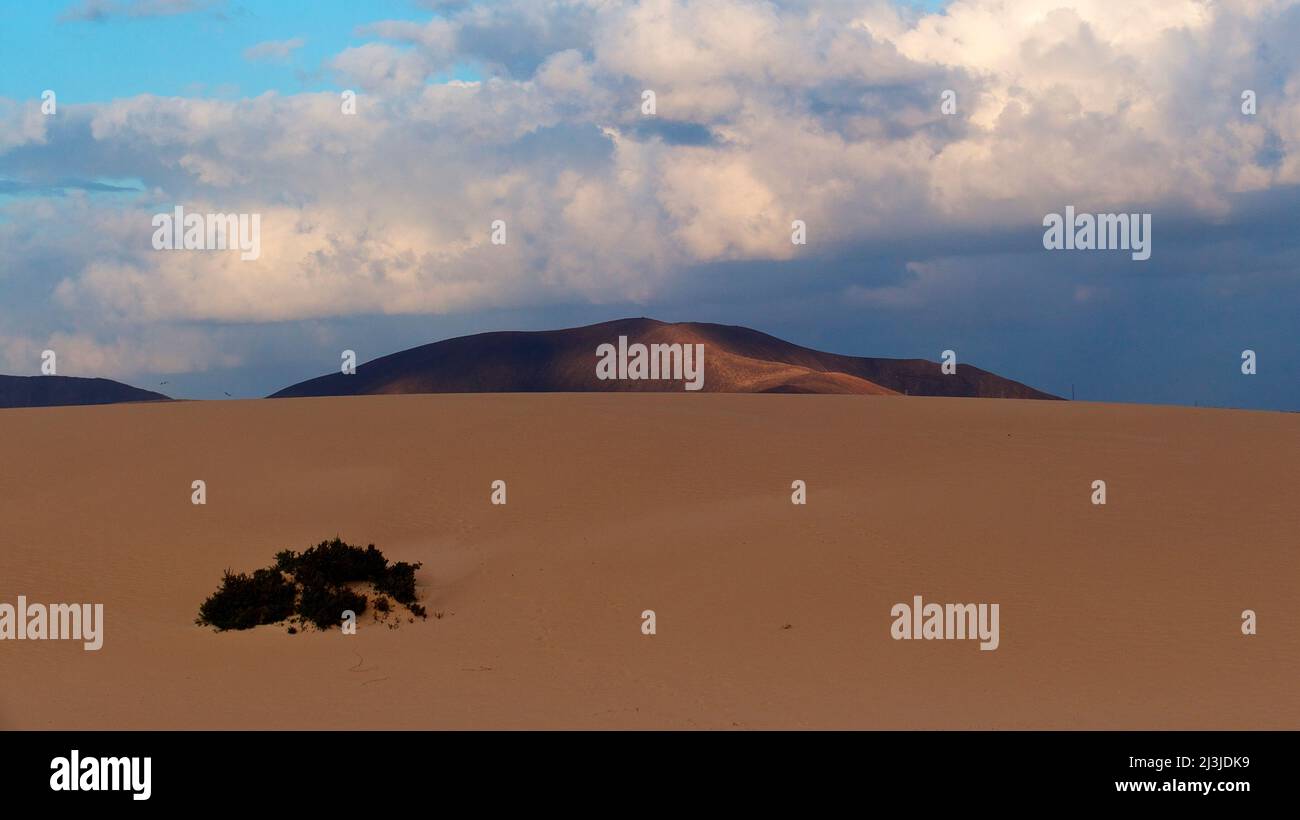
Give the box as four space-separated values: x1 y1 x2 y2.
270 318 1059 400
0 375 171 409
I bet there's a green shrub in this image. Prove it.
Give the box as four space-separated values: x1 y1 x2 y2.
196 538 426 632
299 584 368 630
196 567 296 631
376 561 421 604
276 538 390 586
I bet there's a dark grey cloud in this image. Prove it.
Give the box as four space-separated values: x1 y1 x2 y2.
626 119 718 146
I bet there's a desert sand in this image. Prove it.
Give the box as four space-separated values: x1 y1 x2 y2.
1 393 1296 729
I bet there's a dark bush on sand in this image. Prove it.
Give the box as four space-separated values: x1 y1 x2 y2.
196 567 297 631
298 583 369 631
196 538 426 632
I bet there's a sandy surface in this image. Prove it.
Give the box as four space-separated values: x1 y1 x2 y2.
1 393 1296 729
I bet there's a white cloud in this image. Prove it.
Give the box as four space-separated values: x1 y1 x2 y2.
0 99 49 152
0 328 240 378
5 0 1300 377
243 37 306 63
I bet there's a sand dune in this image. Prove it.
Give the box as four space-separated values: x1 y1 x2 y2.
1 393 1295 729
270 318 1057 399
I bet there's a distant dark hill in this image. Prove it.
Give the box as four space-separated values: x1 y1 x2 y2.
270 318 1059 400
0 375 171 409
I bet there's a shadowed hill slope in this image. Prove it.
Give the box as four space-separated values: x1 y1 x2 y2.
270 318 1059 400
0 375 172 409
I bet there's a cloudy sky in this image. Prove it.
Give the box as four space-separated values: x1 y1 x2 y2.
1 0 1297 408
